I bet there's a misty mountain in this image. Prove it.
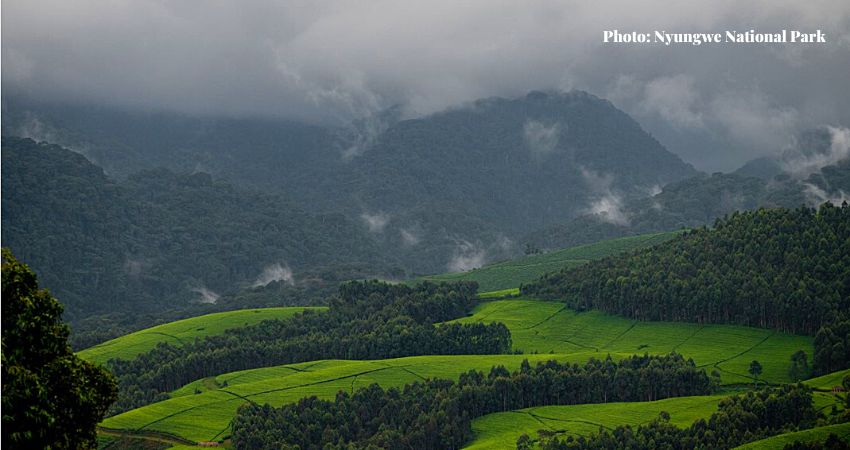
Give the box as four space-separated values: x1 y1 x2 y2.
1 137 392 323
3 91 697 272
526 152 850 251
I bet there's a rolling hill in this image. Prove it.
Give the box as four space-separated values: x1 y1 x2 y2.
101 299 813 444
77 307 325 365
464 368 849 449
734 423 850 449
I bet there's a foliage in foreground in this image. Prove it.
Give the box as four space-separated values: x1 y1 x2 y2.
231 353 712 449
1 249 117 449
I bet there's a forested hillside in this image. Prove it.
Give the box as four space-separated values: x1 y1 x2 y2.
1 137 390 324
525 127 850 252
524 204 850 373
3 92 698 274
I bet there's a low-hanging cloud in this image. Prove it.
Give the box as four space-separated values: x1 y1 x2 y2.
3 1 849 170
581 167 630 226
447 240 486 273
252 263 295 287
361 212 390 233
782 126 850 178
400 228 421 246
191 286 220 304
523 120 561 155
802 183 850 206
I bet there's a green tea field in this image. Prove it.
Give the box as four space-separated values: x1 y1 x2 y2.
79 307 325 365
101 353 603 443
420 231 681 291
464 368 848 450
465 395 724 449
734 423 850 449
104 299 815 444
451 299 813 385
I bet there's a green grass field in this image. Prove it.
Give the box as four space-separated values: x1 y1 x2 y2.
734 423 850 449
804 369 850 391
102 353 604 443
465 368 849 450
465 395 724 449
420 231 682 291
451 299 813 385
79 307 325 365
105 299 815 444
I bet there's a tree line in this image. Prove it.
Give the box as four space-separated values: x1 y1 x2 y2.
532 384 819 450
523 204 850 374
231 353 713 449
106 280 512 414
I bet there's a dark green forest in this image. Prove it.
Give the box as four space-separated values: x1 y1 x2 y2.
1 137 394 336
524 204 850 373
231 353 711 449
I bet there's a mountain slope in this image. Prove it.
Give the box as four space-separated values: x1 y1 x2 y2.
1 137 389 321
3 92 698 273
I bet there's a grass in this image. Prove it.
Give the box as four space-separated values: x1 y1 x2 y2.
450 299 813 385
465 395 725 449
419 231 682 291
106 299 815 443
734 423 850 449
464 367 849 450
804 368 850 391
102 353 603 443
78 307 325 365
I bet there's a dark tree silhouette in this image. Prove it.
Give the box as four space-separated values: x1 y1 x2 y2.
2 249 117 449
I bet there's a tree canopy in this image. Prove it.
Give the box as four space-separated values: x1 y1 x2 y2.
1 249 117 449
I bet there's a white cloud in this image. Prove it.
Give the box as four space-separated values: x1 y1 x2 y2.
447 240 486 272
523 120 560 155
400 228 421 246
580 167 630 226
361 212 390 233
640 75 704 129
782 126 850 178
191 286 219 304
252 263 295 287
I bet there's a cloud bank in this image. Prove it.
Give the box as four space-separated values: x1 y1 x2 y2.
3 1 849 170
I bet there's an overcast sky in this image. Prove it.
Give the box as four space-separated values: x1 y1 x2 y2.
3 0 850 170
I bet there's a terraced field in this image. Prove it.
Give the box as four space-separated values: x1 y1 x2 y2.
79 307 325 365
451 299 813 385
102 353 603 443
420 231 681 291
465 395 724 449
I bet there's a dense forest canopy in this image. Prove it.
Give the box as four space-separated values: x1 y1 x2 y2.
1 137 392 324
2 92 699 279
